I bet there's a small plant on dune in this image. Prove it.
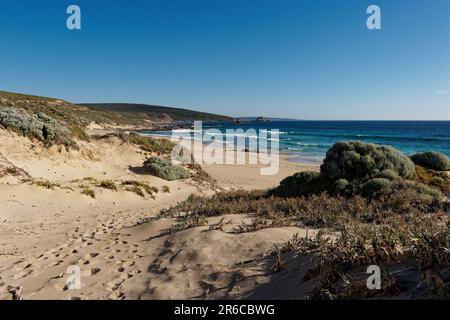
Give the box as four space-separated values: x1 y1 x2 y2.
126 186 145 198
410 152 450 171
30 179 61 190
187 162 217 185
0 166 21 178
162 185 170 193
158 214 208 237
143 156 189 181
122 132 175 154
208 217 232 231
81 187 96 198
232 215 293 234
121 180 158 198
98 179 118 191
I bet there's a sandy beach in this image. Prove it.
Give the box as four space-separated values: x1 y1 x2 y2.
0 128 319 300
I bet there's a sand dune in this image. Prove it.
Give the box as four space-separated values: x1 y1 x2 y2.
0 128 316 300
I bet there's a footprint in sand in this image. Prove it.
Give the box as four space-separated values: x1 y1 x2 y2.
13 269 32 280
106 279 123 291
108 291 124 299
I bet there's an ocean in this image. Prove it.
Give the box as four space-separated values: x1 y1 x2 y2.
144 121 450 164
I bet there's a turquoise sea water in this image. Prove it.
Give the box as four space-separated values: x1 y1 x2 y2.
145 121 450 164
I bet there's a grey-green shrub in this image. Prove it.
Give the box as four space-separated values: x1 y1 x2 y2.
143 157 189 181
0 107 77 148
321 141 415 181
410 152 450 171
271 171 321 197
334 178 350 193
402 180 443 200
374 169 399 181
361 178 393 197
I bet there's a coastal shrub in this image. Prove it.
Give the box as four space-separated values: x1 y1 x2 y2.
410 152 450 171
271 171 321 197
374 169 399 181
320 141 415 181
414 166 450 194
334 178 350 193
376 180 443 212
162 185 171 193
123 132 175 155
360 178 393 197
402 180 443 201
143 156 189 181
0 107 77 149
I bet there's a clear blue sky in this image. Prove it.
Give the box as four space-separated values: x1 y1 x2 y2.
0 0 449 120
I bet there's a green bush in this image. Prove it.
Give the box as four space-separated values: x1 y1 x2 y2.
410 152 450 171
123 132 175 154
334 178 350 193
360 178 393 197
402 180 443 200
143 157 189 181
0 107 77 149
374 169 399 181
271 171 321 197
321 142 415 181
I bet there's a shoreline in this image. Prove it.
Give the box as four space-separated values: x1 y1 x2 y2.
140 132 325 166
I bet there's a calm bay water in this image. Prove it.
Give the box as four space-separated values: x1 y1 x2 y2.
145 121 450 164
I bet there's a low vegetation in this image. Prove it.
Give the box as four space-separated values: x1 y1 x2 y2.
155 141 449 299
271 141 445 201
81 187 96 198
121 180 158 199
321 141 416 180
411 152 450 171
414 165 450 194
121 132 175 155
143 156 189 181
83 102 233 122
27 179 62 190
98 180 118 191
0 107 77 149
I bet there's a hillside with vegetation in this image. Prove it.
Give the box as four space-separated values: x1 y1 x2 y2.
80 103 233 122
0 90 234 150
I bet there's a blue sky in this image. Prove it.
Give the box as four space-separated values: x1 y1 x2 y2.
0 0 449 120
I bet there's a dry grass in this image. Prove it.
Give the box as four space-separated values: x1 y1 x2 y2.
98 180 118 191
28 179 61 190
154 187 449 299
81 187 96 198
